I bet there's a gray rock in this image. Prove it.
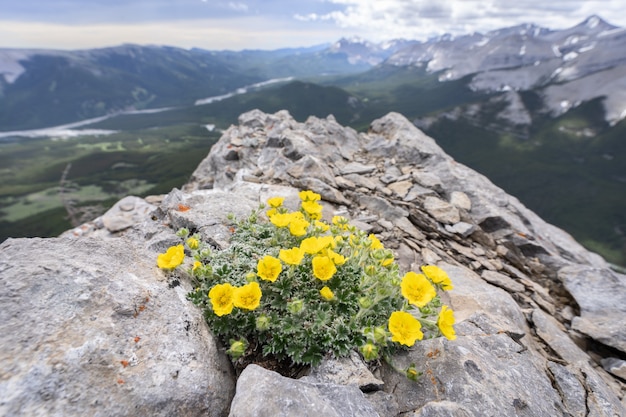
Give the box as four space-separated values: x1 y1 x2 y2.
343 173 379 190
601 357 626 380
387 180 413 199
0 237 235 417
412 171 444 192
381 334 566 416
228 364 379 417
560 265 626 354
410 401 474 417
531 309 590 365
340 162 377 175
423 196 461 224
102 196 156 233
444 264 527 334
546 362 587 417
357 195 408 221
168 189 259 248
304 351 384 391
481 270 525 293
444 221 476 237
449 191 472 211
286 154 337 187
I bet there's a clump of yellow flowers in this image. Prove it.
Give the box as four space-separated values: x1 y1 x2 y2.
158 190 456 371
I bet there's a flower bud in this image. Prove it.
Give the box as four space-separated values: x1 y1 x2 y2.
245 272 257 282
360 343 379 361
373 326 388 345
287 299 304 314
256 315 270 331
359 297 373 309
405 364 421 381
227 339 247 360
176 228 190 238
186 237 199 250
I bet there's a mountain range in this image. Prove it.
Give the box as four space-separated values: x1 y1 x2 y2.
0 15 624 266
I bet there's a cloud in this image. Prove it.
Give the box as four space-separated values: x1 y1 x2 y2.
228 2 249 12
303 0 626 41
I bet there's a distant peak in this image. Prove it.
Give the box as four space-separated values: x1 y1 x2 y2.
575 15 617 31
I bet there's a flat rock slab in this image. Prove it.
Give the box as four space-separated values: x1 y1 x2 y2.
559 265 626 354
228 364 379 417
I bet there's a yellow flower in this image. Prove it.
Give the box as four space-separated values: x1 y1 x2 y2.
437 305 457 340
401 272 437 307
233 282 262 311
270 212 291 228
320 286 334 300
209 283 235 316
300 236 334 254
302 200 323 219
421 265 454 291
381 256 394 267
299 190 321 202
257 255 282 282
314 220 329 232
279 247 305 265
192 260 202 272
327 249 346 266
157 245 185 269
186 237 199 250
289 217 310 236
332 215 348 225
368 234 384 250
312 256 337 281
267 196 284 208
388 311 423 346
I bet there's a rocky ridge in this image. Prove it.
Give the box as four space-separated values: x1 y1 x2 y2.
1 109 625 416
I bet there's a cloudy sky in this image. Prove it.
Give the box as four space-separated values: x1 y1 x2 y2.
1 0 625 51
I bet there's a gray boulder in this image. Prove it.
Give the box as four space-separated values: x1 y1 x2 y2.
228 364 379 417
0 237 235 417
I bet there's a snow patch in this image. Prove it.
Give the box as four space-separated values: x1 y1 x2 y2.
551 67 563 79
534 61 541 66
598 27 626 37
587 16 600 29
475 37 489 47
560 100 570 109
563 52 578 61
551 45 562 57
578 43 596 53
519 45 526 56
204 124 215 132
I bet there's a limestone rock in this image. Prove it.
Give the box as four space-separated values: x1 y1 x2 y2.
423 196 461 224
560 265 626 354
304 351 384 391
382 333 566 416
100 196 156 233
0 237 235 417
449 191 472 211
228 364 379 417
601 357 626 380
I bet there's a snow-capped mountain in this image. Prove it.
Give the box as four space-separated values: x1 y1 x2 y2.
327 37 419 66
385 15 626 124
